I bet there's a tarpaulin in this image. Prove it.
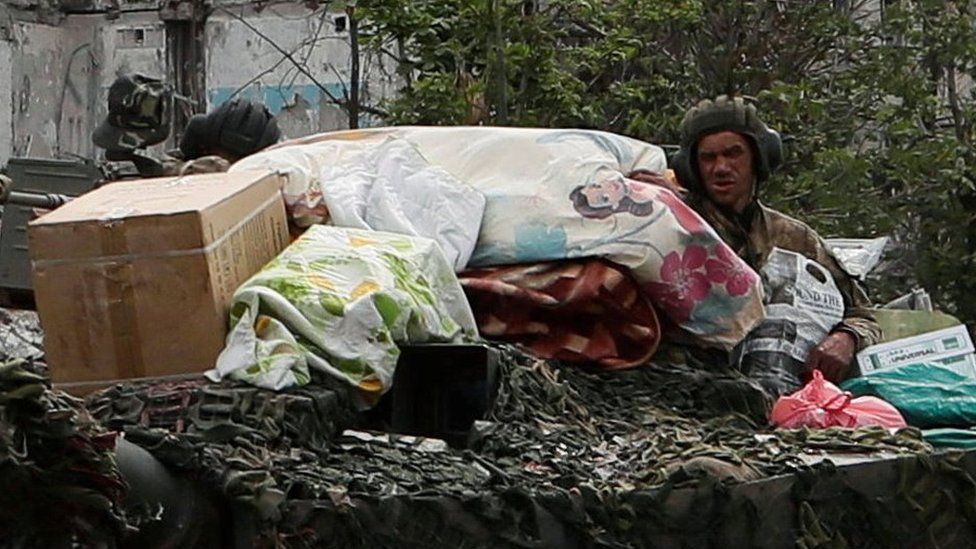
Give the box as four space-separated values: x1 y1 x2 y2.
842 362 976 428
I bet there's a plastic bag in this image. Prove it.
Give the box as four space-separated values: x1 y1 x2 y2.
771 370 907 429
825 236 889 280
922 428 976 449
733 248 845 396
841 362 976 428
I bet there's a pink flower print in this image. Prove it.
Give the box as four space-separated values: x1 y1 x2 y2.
705 244 757 297
646 245 711 322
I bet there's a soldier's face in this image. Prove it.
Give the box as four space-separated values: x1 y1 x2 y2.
696 131 756 213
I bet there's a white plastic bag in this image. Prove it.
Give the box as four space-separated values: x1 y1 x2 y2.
825 237 889 280
733 248 845 396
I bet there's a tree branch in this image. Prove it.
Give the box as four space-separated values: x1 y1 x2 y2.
945 65 969 146
218 6 348 108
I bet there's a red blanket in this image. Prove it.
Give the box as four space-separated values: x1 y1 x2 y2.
460 260 660 369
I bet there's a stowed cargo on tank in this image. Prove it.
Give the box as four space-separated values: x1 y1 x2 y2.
3 106 976 547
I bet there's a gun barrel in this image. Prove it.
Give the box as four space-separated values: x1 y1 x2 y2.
0 174 71 208
0 190 71 208
5 190 72 209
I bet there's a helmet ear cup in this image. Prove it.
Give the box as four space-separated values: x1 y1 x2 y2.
757 128 783 179
669 148 698 192
179 114 209 159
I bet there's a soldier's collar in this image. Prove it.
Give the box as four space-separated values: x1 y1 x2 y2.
710 199 761 230
738 200 763 230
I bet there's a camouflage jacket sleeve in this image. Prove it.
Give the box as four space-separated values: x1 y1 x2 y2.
753 205 882 352
691 200 883 351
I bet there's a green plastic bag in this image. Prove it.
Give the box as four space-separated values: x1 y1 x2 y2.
841 362 976 428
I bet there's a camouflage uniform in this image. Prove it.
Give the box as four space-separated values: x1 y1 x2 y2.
689 195 882 351
92 74 173 152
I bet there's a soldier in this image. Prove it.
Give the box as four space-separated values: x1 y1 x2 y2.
631 96 881 382
91 73 177 177
93 74 281 176
179 97 282 167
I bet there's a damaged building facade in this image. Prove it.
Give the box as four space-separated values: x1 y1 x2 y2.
0 0 397 165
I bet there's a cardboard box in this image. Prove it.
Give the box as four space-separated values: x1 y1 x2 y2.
872 309 963 343
855 325 975 377
29 170 289 384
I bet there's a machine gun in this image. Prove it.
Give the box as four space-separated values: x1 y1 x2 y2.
0 153 168 308
0 173 72 210
0 158 103 307
0 73 177 307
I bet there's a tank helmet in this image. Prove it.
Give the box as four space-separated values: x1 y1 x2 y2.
670 95 783 192
179 98 281 161
92 74 173 151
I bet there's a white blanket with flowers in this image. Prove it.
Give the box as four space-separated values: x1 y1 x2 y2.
232 126 765 350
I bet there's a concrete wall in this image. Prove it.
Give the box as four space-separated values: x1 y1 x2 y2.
205 3 398 139
854 0 883 24
0 40 12 166
9 21 66 159
4 10 167 161
0 2 399 165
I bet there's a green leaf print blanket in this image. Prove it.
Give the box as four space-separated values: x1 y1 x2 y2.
206 226 477 407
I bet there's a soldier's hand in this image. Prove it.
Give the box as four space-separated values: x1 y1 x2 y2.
804 331 857 383
179 155 231 176
627 169 686 195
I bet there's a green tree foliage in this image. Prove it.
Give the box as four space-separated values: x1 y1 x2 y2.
358 0 976 323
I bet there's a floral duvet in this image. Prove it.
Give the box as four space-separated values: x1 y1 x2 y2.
233 126 765 350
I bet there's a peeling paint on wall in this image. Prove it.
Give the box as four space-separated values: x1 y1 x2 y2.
275 92 316 140
208 82 347 115
0 41 12 166
17 74 29 114
102 21 166 78
11 22 63 158
3 11 167 161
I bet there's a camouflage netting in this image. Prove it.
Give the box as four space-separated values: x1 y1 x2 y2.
0 359 131 547
0 308 45 363
83 344 976 548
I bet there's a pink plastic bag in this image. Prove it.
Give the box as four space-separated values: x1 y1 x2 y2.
770 370 907 429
